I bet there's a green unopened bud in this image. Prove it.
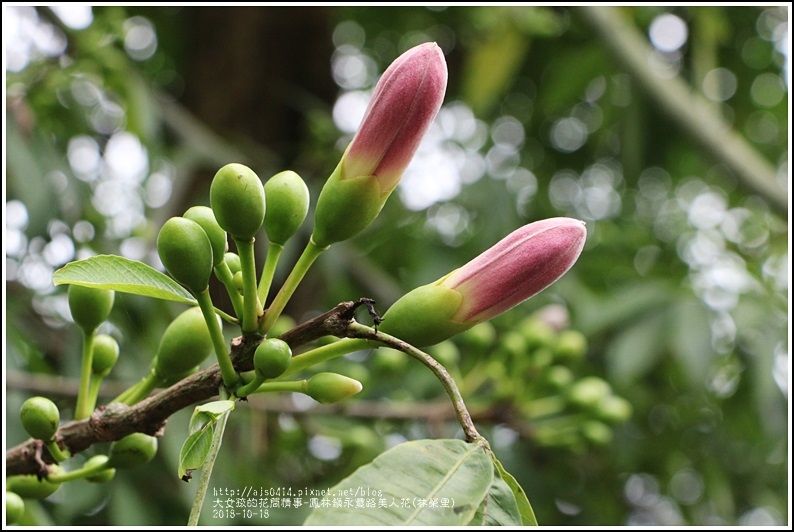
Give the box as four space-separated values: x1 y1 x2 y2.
542 365 574 390
264 170 310 246
554 330 588 361
254 338 293 380
154 307 217 381
566 377 612 410
20 396 60 442
306 372 363 404
594 395 633 423
68 284 114 333
210 163 266 241
184 206 228 267
581 420 613 446
157 217 214 294
5 491 25 524
83 455 116 483
107 433 158 469
499 330 528 361
520 317 557 350
6 465 64 499
91 334 119 377
224 252 241 274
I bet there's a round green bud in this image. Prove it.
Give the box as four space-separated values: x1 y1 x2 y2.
254 338 293 380
581 420 613 446
184 206 229 267
210 163 266 241
306 373 363 404
6 465 64 500
566 377 612 410
91 334 120 377
594 395 633 423
542 365 574 390
553 330 588 361
499 330 528 361
519 317 556 349
68 284 114 333
83 455 116 483
20 396 60 442
154 307 217 381
224 252 241 274
107 433 158 469
233 271 243 294
264 170 310 245
157 217 214 294
5 491 25 524
530 346 555 369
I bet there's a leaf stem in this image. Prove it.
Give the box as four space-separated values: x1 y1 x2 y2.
260 239 328 335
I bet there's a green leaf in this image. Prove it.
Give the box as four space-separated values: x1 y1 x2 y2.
468 463 523 526
195 400 235 418
304 439 493 526
493 455 538 526
178 424 214 482
52 255 196 304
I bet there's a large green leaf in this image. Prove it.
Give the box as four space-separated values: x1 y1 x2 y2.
468 463 522 526
304 439 493 526
492 455 538 526
52 255 196 304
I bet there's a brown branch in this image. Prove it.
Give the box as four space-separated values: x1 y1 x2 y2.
5 300 367 477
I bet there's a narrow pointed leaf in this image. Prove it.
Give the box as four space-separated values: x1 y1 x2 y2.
178 423 214 481
304 439 493 526
53 255 196 304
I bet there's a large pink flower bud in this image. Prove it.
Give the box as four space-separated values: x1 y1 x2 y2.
312 42 448 248
379 218 587 346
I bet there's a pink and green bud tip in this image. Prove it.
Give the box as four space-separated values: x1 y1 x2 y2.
312 42 448 248
378 218 587 346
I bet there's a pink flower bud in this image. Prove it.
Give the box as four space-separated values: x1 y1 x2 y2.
443 217 587 323
344 42 448 194
379 218 587 346
312 42 448 248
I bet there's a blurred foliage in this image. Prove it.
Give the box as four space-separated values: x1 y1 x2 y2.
4 5 789 526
